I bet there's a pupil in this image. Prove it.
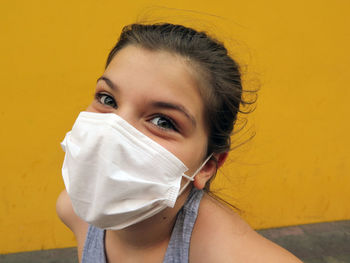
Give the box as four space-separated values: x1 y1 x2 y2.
158 118 170 128
105 97 114 105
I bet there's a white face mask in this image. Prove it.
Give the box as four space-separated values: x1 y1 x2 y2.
61 111 212 230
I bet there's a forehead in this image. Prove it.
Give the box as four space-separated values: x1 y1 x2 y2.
104 45 206 126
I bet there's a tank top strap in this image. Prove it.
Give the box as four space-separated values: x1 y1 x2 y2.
81 224 106 263
81 187 204 263
163 187 204 263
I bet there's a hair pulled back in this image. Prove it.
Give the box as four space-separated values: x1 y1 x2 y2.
106 23 246 163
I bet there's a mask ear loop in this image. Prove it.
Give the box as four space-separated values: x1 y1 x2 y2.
178 153 213 196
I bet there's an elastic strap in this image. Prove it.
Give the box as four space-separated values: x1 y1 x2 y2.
178 154 213 195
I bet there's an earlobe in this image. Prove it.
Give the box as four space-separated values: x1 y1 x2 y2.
193 171 213 190
193 152 228 190
193 159 215 190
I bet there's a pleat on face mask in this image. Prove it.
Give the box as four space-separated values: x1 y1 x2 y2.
61 111 211 230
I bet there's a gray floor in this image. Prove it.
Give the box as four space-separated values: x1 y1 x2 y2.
1 220 349 263
259 220 350 263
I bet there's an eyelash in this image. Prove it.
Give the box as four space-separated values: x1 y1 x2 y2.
149 114 179 132
95 92 179 133
95 92 117 108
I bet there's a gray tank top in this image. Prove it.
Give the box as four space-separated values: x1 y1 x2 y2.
81 187 204 263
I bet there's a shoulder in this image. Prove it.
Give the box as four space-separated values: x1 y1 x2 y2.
56 190 89 260
190 193 302 263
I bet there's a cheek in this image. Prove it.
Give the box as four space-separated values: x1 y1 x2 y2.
175 133 209 174
86 101 101 113
86 101 115 114
86 104 95 112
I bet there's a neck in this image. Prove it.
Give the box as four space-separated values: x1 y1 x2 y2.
106 186 192 250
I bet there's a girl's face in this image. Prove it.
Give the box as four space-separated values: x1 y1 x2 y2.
87 45 209 176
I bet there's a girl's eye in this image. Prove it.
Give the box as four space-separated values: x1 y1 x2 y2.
150 116 177 131
96 93 117 108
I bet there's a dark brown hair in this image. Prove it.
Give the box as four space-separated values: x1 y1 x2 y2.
105 23 250 191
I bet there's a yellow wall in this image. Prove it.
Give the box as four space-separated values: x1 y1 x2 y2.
1 0 349 254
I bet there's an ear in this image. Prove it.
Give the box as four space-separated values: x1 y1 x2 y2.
193 152 228 190
216 151 228 169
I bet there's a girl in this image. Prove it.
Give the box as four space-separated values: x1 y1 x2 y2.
56 23 301 263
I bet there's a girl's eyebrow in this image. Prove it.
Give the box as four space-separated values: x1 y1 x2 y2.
96 75 196 127
96 76 118 91
151 101 197 128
